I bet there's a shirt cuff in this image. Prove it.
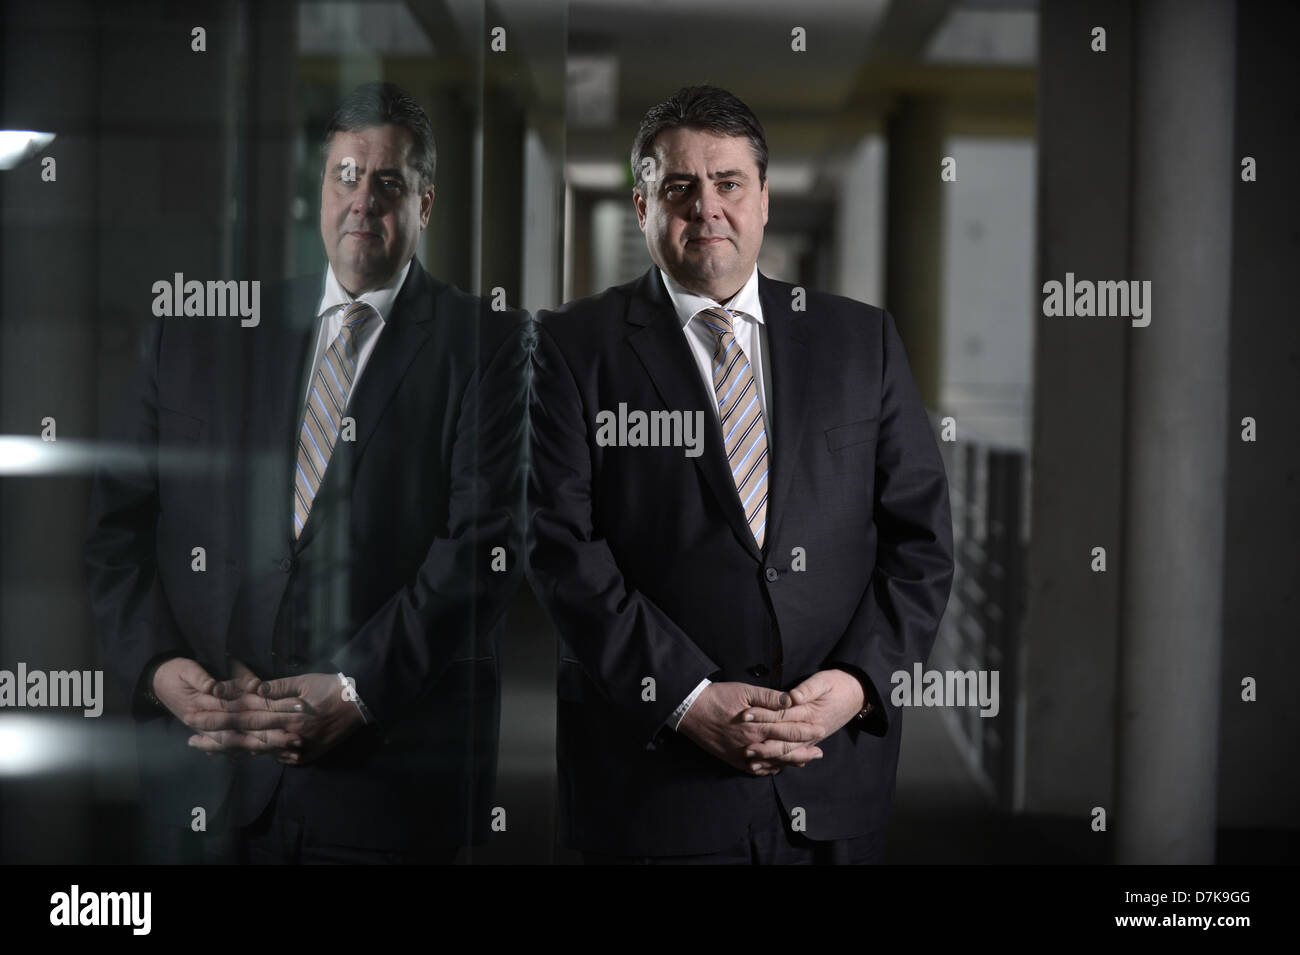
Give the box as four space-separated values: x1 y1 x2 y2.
669 678 712 731
336 672 375 726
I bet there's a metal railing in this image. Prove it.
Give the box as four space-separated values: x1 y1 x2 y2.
931 413 1029 809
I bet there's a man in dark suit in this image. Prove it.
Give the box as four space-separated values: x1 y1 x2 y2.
85 82 526 863
528 86 954 863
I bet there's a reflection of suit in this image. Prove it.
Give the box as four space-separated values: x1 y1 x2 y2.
85 261 527 855
527 267 954 856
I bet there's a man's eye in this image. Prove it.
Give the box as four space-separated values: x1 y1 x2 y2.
720 181 739 191
665 183 688 196
381 179 401 189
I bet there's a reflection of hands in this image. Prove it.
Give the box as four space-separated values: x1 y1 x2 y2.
151 658 305 756
740 669 865 755
252 672 367 766
677 681 825 776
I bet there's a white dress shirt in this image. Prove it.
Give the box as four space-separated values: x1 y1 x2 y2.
300 258 411 411
656 264 774 732
659 264 773 441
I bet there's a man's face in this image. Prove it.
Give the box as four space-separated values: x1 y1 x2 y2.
633 127 769 302
320 124 433 295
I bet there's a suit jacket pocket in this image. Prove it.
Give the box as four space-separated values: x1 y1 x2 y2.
158 405 205 442
558 656 589 703
825 416 879 452
432 655 500 705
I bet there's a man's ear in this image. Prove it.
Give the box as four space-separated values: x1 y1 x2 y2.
420 184 435 228
760 177 769 226
632 187 647 231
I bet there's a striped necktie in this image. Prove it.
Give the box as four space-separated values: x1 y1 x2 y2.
699 306 769 549
292 301 378 538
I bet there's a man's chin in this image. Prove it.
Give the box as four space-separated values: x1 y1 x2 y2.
684 244 742 270
683 241 731 258
673 256 736 285
335 258 396 294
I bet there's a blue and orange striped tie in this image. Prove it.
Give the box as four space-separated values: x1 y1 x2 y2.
699 306 769 549
292 301 378 538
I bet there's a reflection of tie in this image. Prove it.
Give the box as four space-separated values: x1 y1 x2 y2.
292 301 378 538
699 306 769 549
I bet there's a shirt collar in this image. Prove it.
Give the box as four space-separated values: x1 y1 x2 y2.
658 264 764 330
316 258 412 323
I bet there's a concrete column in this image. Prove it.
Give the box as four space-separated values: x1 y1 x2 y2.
422 88 476 291
1021 0 1134 821
1115 0 1236 864
884 94 946 406
241 0 297 281
479 84 525 302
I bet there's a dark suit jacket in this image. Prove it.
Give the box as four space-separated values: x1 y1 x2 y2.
85 261 527 852
527 266 954 856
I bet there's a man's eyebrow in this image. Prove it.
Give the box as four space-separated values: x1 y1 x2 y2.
661 169 749 182
330 161 408 178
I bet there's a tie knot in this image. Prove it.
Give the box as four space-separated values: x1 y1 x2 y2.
340 301 378 344
698 306 737 339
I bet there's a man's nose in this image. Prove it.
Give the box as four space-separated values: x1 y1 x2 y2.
693 191 722 220
351 179 379 214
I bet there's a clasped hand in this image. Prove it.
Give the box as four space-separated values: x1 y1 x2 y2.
151 658 364 766
677 670 865 776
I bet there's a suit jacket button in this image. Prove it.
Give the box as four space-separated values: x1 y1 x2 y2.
279 558 293 573
747 664 770 678
764 567 779 582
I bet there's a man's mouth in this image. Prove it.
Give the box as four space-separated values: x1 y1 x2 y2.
687 236 728 246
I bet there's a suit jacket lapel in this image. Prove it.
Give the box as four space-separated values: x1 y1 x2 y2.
758 272 810 550
340 262 435 466
625 268 763 563
246 274 321 546
294 262 435 550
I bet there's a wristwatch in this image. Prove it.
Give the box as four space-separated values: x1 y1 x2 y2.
836 666 873 722
141 656 176 712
